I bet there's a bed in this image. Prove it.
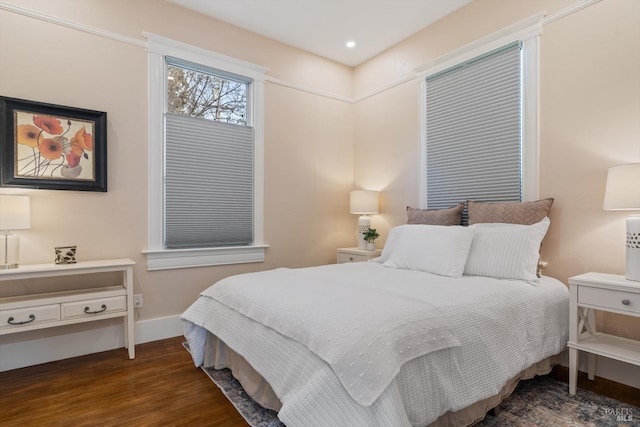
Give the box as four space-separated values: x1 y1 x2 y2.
181 200 569 426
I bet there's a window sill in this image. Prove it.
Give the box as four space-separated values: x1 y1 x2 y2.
142 245 268 271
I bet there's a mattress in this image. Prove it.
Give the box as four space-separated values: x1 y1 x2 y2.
182 262 569 426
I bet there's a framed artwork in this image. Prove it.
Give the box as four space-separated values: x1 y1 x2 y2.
0 96 107 191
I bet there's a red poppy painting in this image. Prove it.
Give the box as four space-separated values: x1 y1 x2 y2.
16 112 94 179
0 96 106 191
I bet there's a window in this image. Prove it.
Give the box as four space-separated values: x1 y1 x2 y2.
145 33 267 270
426 43 522 212
165 59 253 249
167 61 248 125
418 18 541 213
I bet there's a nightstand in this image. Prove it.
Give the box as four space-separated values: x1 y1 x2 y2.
567 272 640 395
337 247 381 264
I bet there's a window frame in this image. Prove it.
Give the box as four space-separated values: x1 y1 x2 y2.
144 33 268 271
417 15 542 208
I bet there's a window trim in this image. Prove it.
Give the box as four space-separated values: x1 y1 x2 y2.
144 33 268 271
417 14 542 208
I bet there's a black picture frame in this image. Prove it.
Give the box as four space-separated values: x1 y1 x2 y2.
0 96 107 192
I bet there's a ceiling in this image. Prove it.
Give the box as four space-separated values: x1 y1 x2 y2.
167 0 472 67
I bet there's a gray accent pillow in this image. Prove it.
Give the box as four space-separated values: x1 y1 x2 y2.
406 203 464 226
467 199 554 225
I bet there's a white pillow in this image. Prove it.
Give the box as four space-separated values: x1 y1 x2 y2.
463 217 550 282
376 225 402 263
382 225 476 277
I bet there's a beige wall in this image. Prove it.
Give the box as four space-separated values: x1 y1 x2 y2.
353 0 640 343
0 0 355 319
540 0 640 339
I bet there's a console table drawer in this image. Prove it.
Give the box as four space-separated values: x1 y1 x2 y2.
62 296 127 320
579 286 640 315
0 304 60 330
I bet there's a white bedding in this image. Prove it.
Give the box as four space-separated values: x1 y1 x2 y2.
199 264 460 405
182 262 569 427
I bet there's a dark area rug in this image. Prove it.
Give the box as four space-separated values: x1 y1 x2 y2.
202 366 638 427
475 375 637 426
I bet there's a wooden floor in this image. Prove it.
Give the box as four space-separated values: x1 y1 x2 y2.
548 365 640 407
0 337 247 427
1 337 638 426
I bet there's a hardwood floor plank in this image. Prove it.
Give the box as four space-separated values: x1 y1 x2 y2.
548 365 640 407
0 337 247 426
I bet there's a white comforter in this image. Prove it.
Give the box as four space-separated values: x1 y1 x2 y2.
182 262 569 427
200 265 461 405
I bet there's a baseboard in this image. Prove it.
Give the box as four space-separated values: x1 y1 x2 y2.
135 314 184 343
0 315 183 372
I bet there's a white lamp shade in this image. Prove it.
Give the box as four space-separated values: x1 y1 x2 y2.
350 190 379 214
0 195 31 230
603 163 640 210
603 164 640 281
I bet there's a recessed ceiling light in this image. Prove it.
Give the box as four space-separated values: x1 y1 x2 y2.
345 40 356 49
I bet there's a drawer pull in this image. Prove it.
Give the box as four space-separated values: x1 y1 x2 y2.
622 299 631 306
84 304 107 314
7 314 36 325
349 257 354 261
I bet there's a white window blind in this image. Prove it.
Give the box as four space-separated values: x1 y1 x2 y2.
165 113 254 248
425 43 522 212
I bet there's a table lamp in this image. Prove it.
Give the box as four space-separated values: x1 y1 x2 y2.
350 190 379 250
0 195 31 269
603 163 640 281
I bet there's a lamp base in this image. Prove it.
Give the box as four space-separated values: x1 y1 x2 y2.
626 215 640 282
1 231 20 270
357 215 371 250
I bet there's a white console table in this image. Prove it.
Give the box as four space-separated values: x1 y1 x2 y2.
0 258 136 359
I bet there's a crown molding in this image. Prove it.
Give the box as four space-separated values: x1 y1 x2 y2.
0 1 146 48
1 0 605 105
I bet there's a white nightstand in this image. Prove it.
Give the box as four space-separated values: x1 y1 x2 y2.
337 247 382 264
567 272 640 395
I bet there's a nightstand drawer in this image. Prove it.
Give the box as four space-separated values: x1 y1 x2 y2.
579 286 640 314
0 304 60 330
338 252 371 263
62 296 127 319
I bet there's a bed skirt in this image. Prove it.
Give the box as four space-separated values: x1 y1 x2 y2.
201 332 563 427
